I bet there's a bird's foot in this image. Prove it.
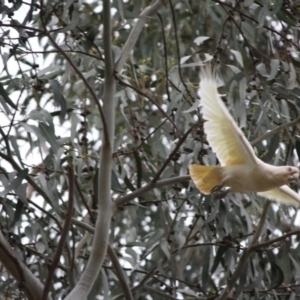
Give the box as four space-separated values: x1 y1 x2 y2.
211 184 230 199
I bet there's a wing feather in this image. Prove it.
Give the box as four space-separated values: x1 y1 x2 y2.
199 69 258 166
258 185 300 207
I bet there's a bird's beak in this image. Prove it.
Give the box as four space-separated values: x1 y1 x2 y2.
292 171 300 179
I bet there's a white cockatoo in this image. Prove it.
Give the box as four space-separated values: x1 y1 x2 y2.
189 67 300 206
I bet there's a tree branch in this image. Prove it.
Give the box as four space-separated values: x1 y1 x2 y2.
0 230 51 300
114 74 180 134
142 285 178 300
169 0 194 103
115 0 164 73
41 14 109 143
251 229 300 252
70 219 133 300
65 0 115 298
152 127 192 182
217 201 271 300
42 162 75 300
115 175 190 207
0 152 61 220
75 178 96 224
251 116 300 147
107 245 133 300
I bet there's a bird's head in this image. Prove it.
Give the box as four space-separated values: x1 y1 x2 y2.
280 166 299 184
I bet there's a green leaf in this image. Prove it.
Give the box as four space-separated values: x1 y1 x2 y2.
28 109 54 129
125 247 138 265
0 82 17 109
289 293 296 300
0 95 12 114
206 199 220 223
276 8 298 26
22 0 34 23
290 56 300 69
142 143 152 156
230 50 244 67
133 151 142 189
202 247 211 292
37 65 62 79
49 80 67 122
60 8 80 32
194 36 211 46
88 271 102 300
145 229 165 249
9 136 23 167
235 259 248 296
0 169 28 200
125 241 145 247
37 175 60 212
10 199 24 229
160 240 170 260
39 123 59 154
24 226 33 240
268 59 280 81
287 62 296 89
15 182 27 204
210 245 227 275
92 166 99 209
272 0 283 14
70 112 79 142
295 140 300 160
265 250 284 290
256 2 269 28
124 175 136 191
21 123 46 149
35 241 46 254
111 169 123 193
262 133 280 163
100 268 109 300
268 261 284 290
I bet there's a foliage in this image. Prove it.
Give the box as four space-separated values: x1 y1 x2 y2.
0 0 300 299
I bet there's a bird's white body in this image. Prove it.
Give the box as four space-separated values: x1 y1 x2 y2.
189 67 300 206
221 164 292 193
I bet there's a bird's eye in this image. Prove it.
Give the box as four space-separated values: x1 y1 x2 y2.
287 167 292 172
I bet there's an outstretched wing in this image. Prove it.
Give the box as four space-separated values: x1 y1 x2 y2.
199 68 258 166
258 185 300 207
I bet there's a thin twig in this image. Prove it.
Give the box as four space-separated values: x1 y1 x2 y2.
115 175 190 207
212 0 300 52
115 0 164 73
152 127 192 182
27 198 62 230
218 2 268 63
251 229 300 252
251 115 300 146
169 0 193 104
114 73 180 135
19 49 102 59
75 178 96 223
40 20 109 143
157 12 171 103
42 163 75 300
0 152 55 210
217 201 271 300
107 245 133 300
142 285 178 300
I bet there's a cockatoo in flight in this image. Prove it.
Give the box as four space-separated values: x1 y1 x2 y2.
189 67 300 206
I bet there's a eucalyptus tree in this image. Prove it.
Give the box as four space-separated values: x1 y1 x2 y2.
0 0 300 299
